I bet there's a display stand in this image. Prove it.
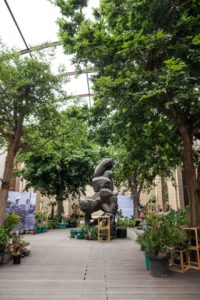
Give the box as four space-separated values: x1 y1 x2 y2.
182 226 200 270
170 248 190 273
98 215 110 242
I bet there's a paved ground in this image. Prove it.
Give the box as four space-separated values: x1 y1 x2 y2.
0 229 200 300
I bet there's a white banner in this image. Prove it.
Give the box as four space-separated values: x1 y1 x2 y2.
117 195 134 218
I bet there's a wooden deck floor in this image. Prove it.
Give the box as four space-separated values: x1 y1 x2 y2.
0 228 200 300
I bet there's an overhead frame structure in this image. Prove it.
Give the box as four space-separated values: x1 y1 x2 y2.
4 0 94 106
4 0 32 58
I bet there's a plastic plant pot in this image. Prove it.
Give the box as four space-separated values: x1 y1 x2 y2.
59 223 66 229
13 255 21 265
76 230 84 239
35 227 41 234
70 229 77 238
144 253 149 270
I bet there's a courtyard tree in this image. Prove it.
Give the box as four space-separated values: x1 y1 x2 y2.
0 43 65 224
54 0 200 226
18 110 97 219
90 102 181 216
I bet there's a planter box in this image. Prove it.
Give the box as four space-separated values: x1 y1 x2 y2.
42 227 48 233
35 227 42 234
59 223 67 229
2 253 11 264
116 228 127 238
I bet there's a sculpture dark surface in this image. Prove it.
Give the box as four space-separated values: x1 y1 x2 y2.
80 158 118 223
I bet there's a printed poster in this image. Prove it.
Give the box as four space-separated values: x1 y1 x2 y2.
6 191 36 232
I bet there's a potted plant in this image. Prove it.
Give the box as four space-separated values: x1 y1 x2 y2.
116 212 130 238
137 213 186 277
82 225 97 240
47 215 60 229
34 212 47 233
0 215 21 264
58 218 68 229
10 232 23 264
21 240 31 257
89 225 98 240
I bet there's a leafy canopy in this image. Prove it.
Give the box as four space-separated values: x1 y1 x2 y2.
0 42 66 149
18 108 98 200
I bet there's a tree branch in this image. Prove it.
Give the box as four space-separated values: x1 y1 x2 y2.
21 125 80 152
138 180 144 198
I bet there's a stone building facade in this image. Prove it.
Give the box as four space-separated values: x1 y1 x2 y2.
140 166 189 212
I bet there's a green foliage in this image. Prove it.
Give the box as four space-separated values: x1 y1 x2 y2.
47 215 60 228
34 212 47 226
0 42 68 222
83 224 98 240
0 227 9 253
137 214 187 256
116 210 135 228
9 232 23 256
165 208 190 227
17 107 98 218
0 42 65 150
55 0 200 225
3 214 21 236
148 195 156 204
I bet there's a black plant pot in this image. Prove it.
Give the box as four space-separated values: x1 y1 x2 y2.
148 255 169 277
70 220 77 228
135 219 141 227
13 255 21 265
116 228 127 238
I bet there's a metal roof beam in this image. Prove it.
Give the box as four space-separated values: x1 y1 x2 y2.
4 0 32 57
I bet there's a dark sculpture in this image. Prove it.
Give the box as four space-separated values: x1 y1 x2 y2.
80 158 118 223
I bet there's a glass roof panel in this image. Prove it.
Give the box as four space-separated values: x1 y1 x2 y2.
0 0 99 105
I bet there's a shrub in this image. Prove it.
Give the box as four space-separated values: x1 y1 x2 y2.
47 215 60 229
34 212 47 226
3 214 21 236
137 213 187 257
0 227 9 253
116 210 135 228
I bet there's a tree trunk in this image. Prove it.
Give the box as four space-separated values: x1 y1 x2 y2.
129 176 144 218
50 203 56 219
0 114 24 225
0 146 17 224
179 126 200 226
57 199 64 220
133 193 139 218
161 176 168 212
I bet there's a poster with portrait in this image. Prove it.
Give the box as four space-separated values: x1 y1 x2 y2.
6 191 36 233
